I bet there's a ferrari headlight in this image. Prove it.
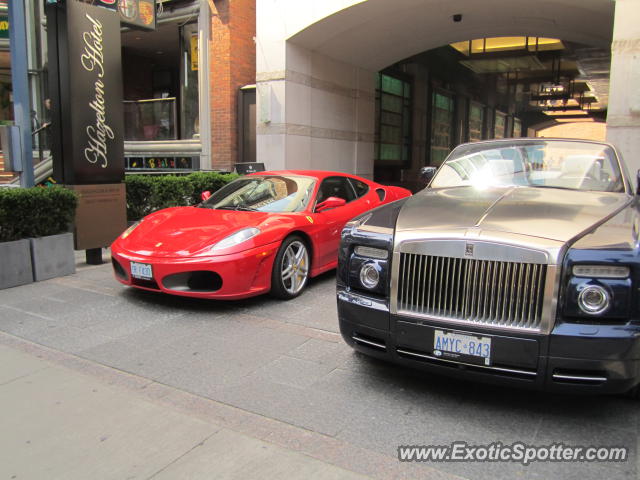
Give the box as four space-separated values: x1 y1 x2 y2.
578 285 610 315
211 227 260 251
121 221 140 239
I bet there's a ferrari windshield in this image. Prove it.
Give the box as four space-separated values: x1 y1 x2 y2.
430 140 625 193
200 175 316 212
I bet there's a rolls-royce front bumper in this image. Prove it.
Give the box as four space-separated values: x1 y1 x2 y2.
337 287 640 395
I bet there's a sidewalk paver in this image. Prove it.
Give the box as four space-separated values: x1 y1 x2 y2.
0 342 367 480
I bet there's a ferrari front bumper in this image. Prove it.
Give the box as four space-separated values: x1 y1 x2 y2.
111 241 280 300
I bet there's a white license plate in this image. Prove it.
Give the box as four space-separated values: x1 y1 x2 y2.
130 262 153 280
433 330 492 365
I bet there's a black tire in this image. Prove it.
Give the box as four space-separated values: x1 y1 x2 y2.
270 235 310 300
625 384 640 400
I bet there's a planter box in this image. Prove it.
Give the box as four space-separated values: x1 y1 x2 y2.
0 239 34 289
30 232 76 282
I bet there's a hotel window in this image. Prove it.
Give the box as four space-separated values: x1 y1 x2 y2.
375 73 411 167
513 118 522 138
494 111 507 139
468 101 484 142
430 90 454 166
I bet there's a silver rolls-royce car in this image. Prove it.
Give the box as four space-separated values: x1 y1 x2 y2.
337 138 640 397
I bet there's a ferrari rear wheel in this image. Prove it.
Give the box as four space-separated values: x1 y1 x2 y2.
271 235 310 300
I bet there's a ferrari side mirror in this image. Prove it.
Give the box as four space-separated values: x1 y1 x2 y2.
201 190 212 202
316 196 347 212
420 166 437 183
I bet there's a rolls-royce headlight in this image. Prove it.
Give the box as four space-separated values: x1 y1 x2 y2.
359 263 380 289
354 246 388 260
578 285 610 315
573 265 630 279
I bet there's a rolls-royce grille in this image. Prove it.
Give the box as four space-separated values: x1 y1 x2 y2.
397 253 547 330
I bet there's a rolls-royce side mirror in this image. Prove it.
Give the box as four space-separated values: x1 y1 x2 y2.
420 166 437 183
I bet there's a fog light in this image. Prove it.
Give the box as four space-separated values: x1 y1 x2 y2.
578 285 610 315
359 263 380 289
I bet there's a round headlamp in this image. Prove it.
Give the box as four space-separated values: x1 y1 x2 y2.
578 285 610 315
359 263 380 289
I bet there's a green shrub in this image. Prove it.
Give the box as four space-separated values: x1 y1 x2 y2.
125 171 239 221
186 171 239 205
0 186 78 242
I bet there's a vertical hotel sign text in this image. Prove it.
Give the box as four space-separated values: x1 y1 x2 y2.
81 14 114 169
57 1 124 184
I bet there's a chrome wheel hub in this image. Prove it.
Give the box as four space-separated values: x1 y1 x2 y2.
281 241 309 295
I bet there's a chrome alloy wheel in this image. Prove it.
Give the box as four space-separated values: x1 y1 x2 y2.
280 240 309 295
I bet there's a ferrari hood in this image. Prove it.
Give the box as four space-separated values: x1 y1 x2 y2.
118 207 274 256
396 186 632 243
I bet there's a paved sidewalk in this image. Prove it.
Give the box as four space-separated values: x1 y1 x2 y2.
0 336 368 480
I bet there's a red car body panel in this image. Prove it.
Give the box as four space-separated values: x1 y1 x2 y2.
111 170 411 299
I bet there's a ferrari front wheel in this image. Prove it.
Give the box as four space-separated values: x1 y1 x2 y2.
270 235 309 300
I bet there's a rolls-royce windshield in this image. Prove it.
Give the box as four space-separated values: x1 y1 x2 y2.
430 140 624 193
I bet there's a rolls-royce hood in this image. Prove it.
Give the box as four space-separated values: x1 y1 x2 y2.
396 186 632 244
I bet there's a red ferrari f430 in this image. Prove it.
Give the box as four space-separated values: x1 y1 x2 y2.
111 171 411 300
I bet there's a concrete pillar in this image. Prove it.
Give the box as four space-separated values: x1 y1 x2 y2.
257 44 376 177
256 0 376 177
606 0 640 180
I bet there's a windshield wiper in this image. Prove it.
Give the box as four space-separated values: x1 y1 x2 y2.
215 205 258 211
233 205 258 211
529 185 580 191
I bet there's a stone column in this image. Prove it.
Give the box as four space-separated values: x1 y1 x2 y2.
606 0 640 181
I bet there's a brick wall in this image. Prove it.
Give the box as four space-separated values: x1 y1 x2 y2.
209 0 256 171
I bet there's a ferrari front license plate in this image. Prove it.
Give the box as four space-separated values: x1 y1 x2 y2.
130 262 153 280
433 330 491 366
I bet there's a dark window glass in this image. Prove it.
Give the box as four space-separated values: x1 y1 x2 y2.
317 176 356 204
349 178 370 198
375 73 411 166
430 90 455 166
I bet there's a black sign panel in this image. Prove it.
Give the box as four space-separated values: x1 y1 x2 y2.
47 1 124 185
235 163 266 175
94 0 156 31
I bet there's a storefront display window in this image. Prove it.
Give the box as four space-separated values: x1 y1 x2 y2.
181 22 199 140
121 4 204 172
123 98 177 141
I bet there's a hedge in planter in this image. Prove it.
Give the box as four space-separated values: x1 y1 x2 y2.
0 186 78 287
0 186 78 242
125 171 238 221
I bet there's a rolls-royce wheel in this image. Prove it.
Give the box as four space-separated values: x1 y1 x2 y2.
270 235 310 300
626 384 640 400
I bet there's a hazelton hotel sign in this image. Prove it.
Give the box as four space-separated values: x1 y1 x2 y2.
81 13 115 169
47 1 124 185
46 1 127 249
